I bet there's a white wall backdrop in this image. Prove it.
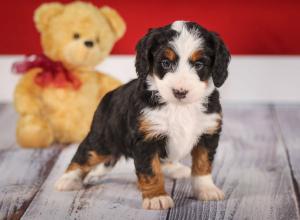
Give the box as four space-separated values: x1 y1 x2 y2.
1 55 300 103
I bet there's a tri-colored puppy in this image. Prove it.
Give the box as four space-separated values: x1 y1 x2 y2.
55 20 230 210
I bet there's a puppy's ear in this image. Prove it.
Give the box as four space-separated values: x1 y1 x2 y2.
135 29 156 79
210 32 230 87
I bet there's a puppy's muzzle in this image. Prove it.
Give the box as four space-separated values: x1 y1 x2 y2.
172 88 188 99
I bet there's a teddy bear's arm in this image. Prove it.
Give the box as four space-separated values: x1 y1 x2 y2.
14 68 43 115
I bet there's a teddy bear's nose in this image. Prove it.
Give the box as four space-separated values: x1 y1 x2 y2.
84 40 94 48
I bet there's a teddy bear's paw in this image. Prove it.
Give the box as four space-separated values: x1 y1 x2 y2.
192 175 224 201
142 195 174 210
83 163 113 185
162 162 191 179
54 170 83 191
16 114 54 148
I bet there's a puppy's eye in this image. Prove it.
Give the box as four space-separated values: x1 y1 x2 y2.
161 59 172 70
194 61 204 71
73 33 80 39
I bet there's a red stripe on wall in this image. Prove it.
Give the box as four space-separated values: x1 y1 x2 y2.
1 0 300 55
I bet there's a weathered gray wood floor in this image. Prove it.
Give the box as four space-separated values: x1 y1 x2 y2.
0 103 299 220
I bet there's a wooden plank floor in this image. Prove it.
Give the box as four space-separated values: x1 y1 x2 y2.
0 103 299 220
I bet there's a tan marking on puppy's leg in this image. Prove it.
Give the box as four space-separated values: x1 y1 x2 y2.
66 151 112 174
86 151 111 168
191 147 212 176
55 151 113 191
191 146 224 201
137 154 166 198
83 156 119 185
66 162 83 172
137 154 174 210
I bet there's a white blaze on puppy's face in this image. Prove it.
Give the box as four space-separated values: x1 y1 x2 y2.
150 21 215 104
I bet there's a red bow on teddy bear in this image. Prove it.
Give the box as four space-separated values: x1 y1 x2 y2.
12 54 81 89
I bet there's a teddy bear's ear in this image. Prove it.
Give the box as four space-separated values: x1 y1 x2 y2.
34 3 64 32
99 6 126 40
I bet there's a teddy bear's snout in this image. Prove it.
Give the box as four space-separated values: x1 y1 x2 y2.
84 40 94 48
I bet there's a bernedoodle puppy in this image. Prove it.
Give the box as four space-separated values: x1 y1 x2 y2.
55 20 230 210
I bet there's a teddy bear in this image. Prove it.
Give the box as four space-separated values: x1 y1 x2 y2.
13 1 126 148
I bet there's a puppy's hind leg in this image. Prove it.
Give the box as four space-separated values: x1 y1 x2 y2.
54 163 84 191
83 156 119 186
55 138 116 191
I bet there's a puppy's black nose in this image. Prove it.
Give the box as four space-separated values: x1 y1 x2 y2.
172 89 188 99
84 40 94 48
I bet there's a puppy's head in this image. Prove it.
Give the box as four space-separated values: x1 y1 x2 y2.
135 21 230 104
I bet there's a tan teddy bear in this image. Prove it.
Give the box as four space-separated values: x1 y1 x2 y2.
13 1 126 148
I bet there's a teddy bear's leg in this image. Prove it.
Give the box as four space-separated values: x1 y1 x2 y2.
134 152 174 210
161 161 191 179
16 114 54 148
55 138 118 191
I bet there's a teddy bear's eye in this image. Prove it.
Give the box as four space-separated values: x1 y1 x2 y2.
73 33 80 40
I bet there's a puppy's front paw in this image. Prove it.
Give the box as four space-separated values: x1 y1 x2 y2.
194 184 224 201
162 162 191 179
192 175 224 201
54 171 83 191
142 195 174 210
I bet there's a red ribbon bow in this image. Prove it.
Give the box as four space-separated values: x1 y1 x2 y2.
12 54 81 89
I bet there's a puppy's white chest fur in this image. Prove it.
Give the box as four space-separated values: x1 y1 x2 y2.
142 103 220 161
